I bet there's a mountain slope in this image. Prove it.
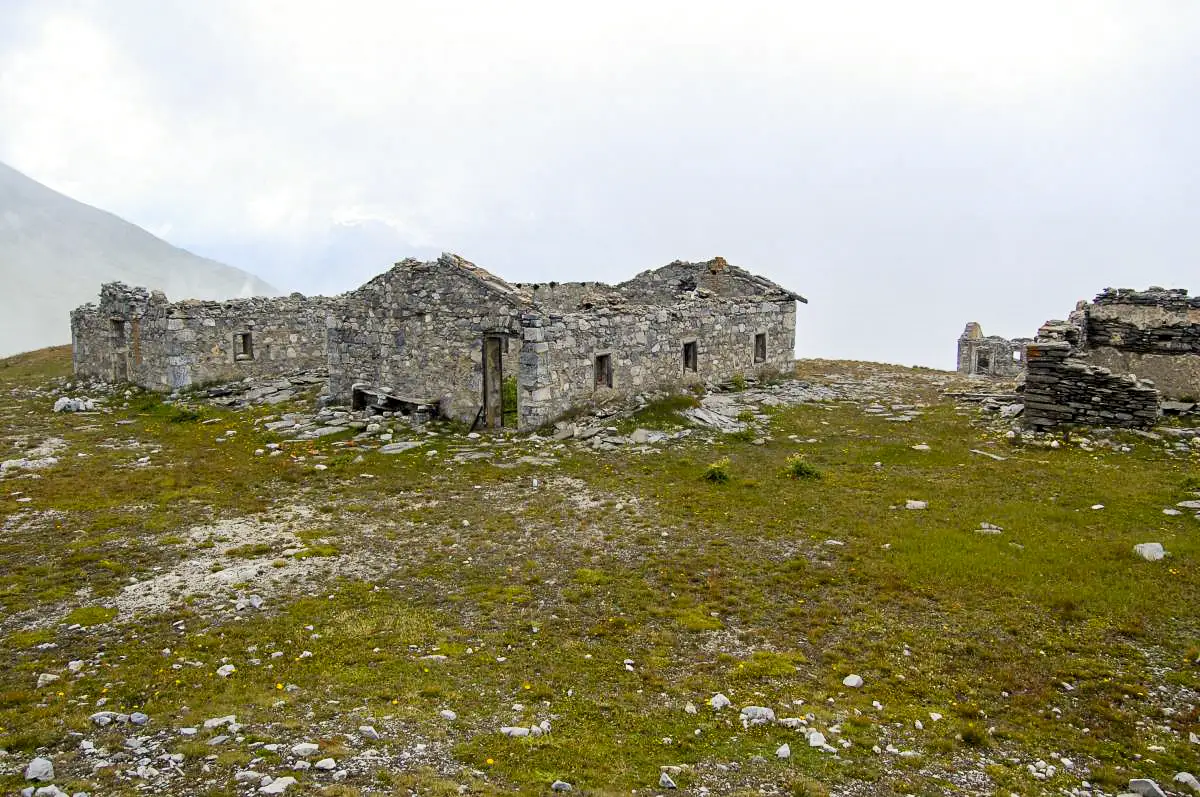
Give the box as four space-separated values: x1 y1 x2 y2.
0 161 278 357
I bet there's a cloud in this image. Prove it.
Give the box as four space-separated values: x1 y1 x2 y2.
2 1 1199 367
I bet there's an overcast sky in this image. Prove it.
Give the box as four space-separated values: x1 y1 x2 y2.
2 1 1198 368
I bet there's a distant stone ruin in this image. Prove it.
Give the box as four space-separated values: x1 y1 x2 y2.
956 323 1029 378
71 253 804 431
961 286 1200 428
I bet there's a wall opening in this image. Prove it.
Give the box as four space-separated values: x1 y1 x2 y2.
975 350 990 373
111 319 126 344
482 336 505 429
235 332 254 361
754 332 767 363
594 353 613 389
683 341 698 372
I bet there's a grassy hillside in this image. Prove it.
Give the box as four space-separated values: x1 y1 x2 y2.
0 348 1196 796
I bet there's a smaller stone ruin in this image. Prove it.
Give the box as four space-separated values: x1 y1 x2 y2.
956 323 1028 378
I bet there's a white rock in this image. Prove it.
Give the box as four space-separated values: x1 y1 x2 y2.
216 664 236 677
290 742 319 757
235 770 264 783
314 758 336 771
842 674 864 688
659 772 677 789
929 712 942 721
36 673 59 688
1133 543 1166 562
808 731 827 748
905 500 927 510
203 715 236 729
1173 772 1200 794
740 705 775 724
500 726 530 737
359 725 381 739
776 743 791 758
1128 779 1167 797
710 693 731 710
439 709 457 721
684 702 697 715
24 757 54 781
260 777 297 794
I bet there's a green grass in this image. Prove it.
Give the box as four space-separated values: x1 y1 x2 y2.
0 347 1197 795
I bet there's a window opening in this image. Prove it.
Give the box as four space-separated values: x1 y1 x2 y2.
235 332 254 361
754 333 767 363
683 341 698 372
594 354 613 388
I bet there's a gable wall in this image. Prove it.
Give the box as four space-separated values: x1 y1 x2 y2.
327 262 528 422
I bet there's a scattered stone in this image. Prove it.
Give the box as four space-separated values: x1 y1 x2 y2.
1133 543 1166 562
260 777 297 794
500 726 530 737
130 712 148 726
842 674 864 688
740 705 775 725
710 693 731 710
1174 773 1200 794
776 743 791 759
659 771 677 789
358 725 381 740
216 664 236 677
905 500 927 510
291 742 319 757
314 758 337 771
24 757 54 781
551 780 574 792
36 673 59 688
439 709 457 721
808 731 827 748
1128 779 1167 797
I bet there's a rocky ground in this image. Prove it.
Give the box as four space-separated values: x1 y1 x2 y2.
0 348 1198 797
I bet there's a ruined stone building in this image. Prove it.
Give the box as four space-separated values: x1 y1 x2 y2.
956 322 1029 378
72 254 804 430
960 286 1199 427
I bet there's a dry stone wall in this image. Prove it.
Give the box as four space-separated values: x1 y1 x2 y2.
1023 341 1159 428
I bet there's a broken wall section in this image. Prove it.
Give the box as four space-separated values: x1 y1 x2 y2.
1022 341 1159 428
519 297 796 429
71 282 334 390
1079 288 1200 400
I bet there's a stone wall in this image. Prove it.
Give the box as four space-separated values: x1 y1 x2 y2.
326 254 530 424
518 296 796 429
71 282 334 390
1022 341 1159 428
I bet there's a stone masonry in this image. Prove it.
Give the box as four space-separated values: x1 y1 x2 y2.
1022 341 1159 428
72 253 805 431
